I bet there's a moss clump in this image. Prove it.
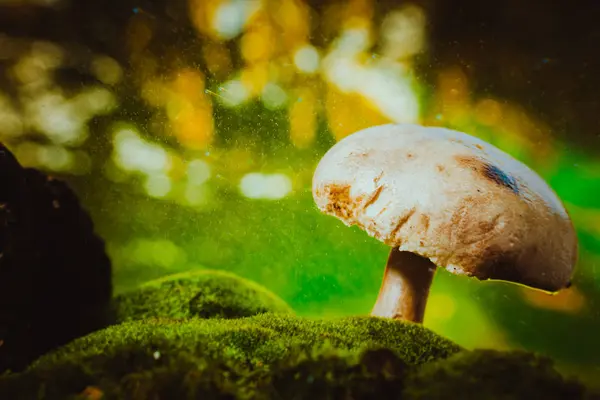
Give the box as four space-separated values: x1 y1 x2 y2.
262 347 409 399
33 313 459 368
1 268 593 399
404 349 590 400
112 270 293 322
0 314 594 399
263 348 595 400
0 314 460 399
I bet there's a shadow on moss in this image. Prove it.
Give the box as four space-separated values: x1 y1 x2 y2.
112 269 293 322
405 349 589 400
262 347 409 399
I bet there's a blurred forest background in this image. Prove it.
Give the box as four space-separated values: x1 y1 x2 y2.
1 0 600 386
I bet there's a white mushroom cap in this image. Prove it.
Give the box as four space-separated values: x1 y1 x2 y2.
313 123 578 291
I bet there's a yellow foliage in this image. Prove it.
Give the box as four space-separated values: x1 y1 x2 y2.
289 88 317 148
271 0 311 49
325 84 391 141
240 63 270 96
167 69 214 150
242 13 276 63
189 0 223 38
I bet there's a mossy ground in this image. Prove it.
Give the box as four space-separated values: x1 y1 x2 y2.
0 314 458 399
0 270 595 399
405 349 589 400
112 269 293 322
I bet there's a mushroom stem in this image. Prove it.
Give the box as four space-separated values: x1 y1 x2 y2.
371 248 436 323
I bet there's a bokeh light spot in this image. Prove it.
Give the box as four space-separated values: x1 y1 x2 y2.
294 45 320 73
113 127 171 174
239 172 293 200
145 174 172 198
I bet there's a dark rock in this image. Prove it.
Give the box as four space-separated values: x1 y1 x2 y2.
0 143 112 373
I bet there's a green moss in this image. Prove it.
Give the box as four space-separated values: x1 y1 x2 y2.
0 314 459 399
1 270 594 399
0 314 595 399
261 347 409 399
404 349 591 400
36 314 459 368
112 270 293 322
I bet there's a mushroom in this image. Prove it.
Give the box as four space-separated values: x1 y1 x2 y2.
312 123 578 323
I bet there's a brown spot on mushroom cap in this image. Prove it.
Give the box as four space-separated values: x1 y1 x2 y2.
387 207 416 246
312 123 578 292
318 184 357 221
420 214 430 231
455 155 481 171
319 182 385 231
455 155 519 194
363 185 384 209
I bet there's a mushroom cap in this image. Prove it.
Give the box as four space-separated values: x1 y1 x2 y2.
312 124 577 292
